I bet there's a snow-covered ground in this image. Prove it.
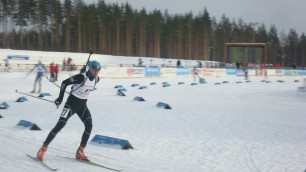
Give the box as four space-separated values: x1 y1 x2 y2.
1 52 306 172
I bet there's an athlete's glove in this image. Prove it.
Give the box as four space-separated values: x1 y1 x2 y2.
54 96 63 107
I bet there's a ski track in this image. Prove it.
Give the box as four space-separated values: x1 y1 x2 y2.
1 73 306 172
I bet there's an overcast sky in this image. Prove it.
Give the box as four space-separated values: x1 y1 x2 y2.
85 0 305 36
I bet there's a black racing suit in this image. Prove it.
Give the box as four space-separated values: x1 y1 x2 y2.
43 72 99 147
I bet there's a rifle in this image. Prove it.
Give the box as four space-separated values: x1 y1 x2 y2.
80 50 94 73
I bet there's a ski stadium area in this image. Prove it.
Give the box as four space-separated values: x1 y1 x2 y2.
0 49 306 172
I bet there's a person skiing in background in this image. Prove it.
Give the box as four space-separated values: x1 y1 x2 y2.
28 61 47 93
49 62 55 82
36 60 101 161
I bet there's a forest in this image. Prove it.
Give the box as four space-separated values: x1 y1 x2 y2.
0 0 305 67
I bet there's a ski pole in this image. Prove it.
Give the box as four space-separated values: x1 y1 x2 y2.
15 90 54 104
45 76 70 94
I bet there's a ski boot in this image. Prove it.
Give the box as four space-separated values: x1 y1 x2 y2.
76 145 89 161
36 145 48 161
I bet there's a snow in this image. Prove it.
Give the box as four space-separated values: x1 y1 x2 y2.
1 50 306 172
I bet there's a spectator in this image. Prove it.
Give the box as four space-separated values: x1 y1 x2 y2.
49 62 55 82
3 58 9 72
176 59 181 68
191 67 200 82
67 57 73 71
236 62 240 69
243 68 248 80
197 61 202 68
138 58 143 67
55 63 59 81
62 58 66 71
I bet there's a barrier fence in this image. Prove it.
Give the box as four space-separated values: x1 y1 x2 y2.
1 64 305 78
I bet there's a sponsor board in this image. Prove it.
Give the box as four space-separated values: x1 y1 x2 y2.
101 67 145 78
176 68 190 76
145 67 161 76
161 68 177 77
203 68 227 77
7 55 29 60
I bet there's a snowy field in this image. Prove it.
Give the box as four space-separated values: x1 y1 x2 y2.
1 58 306 171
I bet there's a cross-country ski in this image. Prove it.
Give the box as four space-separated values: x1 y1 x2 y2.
26 154 58 171
57 156 123 172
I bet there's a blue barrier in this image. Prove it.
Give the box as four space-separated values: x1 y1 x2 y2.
117 92 126 96
245 80 252 83
156 102 172 109
162 82 168 84
199 78 207 84
16 96 28 102
214 82 221 85
178 82 185 85
163 83 171 87
114 85 123 88
38 93 51 97
17 120 41 130
91 135 133 150
0 102 9 109
92 87 97 91
265 81 271 83
118 88 127 92
139 86 148 89
191 83 198 85
134 96 145 101
294 80 300 82
277 80 285 83
131 84 139 87
236 81 243 84
150 82 157 85
222 81 229 84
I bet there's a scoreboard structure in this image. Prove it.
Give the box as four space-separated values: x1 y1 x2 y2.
224 43 267 64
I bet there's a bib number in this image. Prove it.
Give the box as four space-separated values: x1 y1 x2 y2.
61 108 70 118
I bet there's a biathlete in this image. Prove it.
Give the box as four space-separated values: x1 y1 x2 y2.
36 60 101 161
28 61 47 93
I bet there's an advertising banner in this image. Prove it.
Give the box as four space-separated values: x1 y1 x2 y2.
145 67 161 76
101 67 145 78
176 68 190 76
126 67 145 77
161 68 177 77
284 70 298 76
203 68 227 77
226 69 237 75
7 55 29 60
298 70 306 75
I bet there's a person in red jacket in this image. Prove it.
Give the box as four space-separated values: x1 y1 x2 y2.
55 63 59 81
49 62 55 82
